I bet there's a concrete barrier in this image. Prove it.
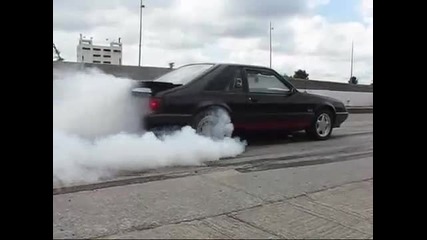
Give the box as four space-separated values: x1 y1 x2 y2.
290 78 373 109
300 89 373 107
290 78 372 93
53 61 171 81
53 62 373 109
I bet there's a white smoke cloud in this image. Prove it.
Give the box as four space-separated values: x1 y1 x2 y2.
53 69 246 187
53 68 144 138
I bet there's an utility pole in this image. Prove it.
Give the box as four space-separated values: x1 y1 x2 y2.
138 0 145 67
350 41 354 79
269 21 273 68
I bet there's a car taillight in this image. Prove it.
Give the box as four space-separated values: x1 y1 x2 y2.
149 98 161 112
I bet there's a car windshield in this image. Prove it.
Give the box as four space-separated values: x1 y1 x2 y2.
154 64 215 85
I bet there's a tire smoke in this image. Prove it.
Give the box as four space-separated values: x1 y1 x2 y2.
53 69 246 187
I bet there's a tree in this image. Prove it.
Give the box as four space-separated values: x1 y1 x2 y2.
293 69 309 80
168 62 175 69
283 73 292 79
349 76 358 84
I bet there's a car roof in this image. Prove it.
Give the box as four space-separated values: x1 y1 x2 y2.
180 62 272 70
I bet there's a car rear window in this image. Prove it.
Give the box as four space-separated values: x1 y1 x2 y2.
154 64 214 85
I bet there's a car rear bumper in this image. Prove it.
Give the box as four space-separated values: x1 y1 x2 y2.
333 112 349 128
144 113 193 130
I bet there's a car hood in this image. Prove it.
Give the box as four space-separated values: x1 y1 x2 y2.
299 91 347 111
303 92 340 103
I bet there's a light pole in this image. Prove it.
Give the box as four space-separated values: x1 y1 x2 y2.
138 0 145 67
269 21 274 68
350 40 354 79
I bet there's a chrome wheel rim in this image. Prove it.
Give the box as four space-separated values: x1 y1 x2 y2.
197 116 216 137
195 111 233 139
316 113 332 137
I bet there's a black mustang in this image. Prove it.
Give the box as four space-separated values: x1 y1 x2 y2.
132 63 348 140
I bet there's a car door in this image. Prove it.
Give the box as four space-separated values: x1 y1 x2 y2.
219 66 249 126
241 67 312 131
199 65 249 127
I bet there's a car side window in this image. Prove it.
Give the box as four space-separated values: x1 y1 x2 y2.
226 68 244 92
246 70 290 94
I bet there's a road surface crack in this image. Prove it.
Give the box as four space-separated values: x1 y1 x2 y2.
226 214 284 239
95 178 373 239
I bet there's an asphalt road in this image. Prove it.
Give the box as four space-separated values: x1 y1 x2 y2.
53 113 373 239
53 113 372 194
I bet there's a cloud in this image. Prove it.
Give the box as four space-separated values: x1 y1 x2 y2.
360 0 373 24
224 0 308 18
53 0 373 83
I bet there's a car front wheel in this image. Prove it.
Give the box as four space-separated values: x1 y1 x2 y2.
306 109 334 140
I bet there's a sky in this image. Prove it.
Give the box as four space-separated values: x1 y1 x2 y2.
53 0 373 84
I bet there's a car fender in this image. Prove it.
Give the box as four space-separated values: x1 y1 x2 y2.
313 103 337 121
194 101 231 115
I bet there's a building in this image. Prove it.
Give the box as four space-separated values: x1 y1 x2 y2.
76 35 122 65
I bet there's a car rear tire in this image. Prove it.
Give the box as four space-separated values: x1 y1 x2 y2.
192 107 233 139
306 109 334 140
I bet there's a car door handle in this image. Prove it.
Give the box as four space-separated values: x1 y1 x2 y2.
249 97 259 103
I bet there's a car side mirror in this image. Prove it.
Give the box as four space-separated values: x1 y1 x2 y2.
289 88 297 95
235 78 243 88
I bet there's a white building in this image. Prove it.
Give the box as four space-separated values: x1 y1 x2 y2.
77 35 123 65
